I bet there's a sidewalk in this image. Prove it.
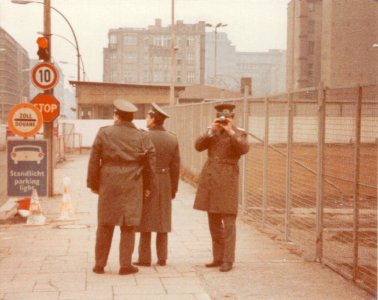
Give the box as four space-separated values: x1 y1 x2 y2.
0 154 373 300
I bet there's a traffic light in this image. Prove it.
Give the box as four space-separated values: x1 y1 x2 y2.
36 37 49 61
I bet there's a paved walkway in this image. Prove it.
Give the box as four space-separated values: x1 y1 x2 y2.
0 154 373 300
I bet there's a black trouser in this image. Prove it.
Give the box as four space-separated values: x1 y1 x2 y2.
95 225 135 268
207 213 237 263
137 232 168 263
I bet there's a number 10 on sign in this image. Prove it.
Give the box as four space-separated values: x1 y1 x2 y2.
32 62 59 90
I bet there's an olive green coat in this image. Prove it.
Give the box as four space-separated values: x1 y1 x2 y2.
136 125 180 232
193 127 249 215
87 121 156 226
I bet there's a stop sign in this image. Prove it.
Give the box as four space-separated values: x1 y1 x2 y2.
31 93 60 123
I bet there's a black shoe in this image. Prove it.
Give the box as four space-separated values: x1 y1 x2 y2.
92 266 105 274
219 262 233 272
157 260 166 266
133 261 151 267
119 265 139 275
205 261 223 268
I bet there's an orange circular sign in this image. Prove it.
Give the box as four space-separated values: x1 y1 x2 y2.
8 103 43 137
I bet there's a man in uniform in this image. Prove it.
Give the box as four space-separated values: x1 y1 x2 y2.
134 103 180 267
193 103 249 272
87 99 156 275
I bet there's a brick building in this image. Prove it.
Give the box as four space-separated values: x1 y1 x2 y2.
287 0 378 90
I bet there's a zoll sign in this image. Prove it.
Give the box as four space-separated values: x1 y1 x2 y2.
32 62 59 90
31 93 60 123
8 103 43 137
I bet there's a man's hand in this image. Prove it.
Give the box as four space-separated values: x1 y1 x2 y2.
216 117 235 135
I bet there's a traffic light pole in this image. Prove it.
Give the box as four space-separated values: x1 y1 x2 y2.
43 0 54 197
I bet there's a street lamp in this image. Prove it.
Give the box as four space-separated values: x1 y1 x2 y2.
206 22 228 79
12 0 82 81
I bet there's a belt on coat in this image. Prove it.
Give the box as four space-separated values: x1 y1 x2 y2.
156 167 170 173
102 160 140 167
208 158 238 165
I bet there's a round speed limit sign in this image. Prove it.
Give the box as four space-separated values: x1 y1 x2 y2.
32 62 59 90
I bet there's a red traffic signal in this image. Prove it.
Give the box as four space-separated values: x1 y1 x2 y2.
36 37 49 61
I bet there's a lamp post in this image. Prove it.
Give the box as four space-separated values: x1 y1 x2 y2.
12 0 82 81
206 23 228 80
169 0 176 106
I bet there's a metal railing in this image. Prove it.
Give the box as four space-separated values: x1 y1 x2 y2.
164 85 377 296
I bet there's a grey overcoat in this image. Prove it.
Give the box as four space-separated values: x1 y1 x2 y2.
193 127 249 215
136 125 180 232
87 121 156 226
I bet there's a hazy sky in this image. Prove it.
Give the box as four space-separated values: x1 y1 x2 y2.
1 0 290 88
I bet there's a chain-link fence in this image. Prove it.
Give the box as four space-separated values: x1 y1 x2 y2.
164 85 377 296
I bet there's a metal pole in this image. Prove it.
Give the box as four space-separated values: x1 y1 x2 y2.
169 0 175 106
43 0 54 197
262 97 269 226
214 28 217 79
316 83 325 262
241 85 249 212
285 91 293 241
352 85 362 280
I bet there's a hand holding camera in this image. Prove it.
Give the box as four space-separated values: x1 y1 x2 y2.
210 115 234 135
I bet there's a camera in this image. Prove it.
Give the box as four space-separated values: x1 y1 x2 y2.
216 116 229 125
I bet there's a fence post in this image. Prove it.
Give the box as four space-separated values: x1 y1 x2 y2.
316 83 325 262
241 85 250 212
262 97 269 226
352 86 362 280
285 91 293 241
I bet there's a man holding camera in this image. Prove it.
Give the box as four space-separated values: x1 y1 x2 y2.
193 103 249 272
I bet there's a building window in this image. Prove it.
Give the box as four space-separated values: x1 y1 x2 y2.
110 34 117 44
124 34 137 45
124 51 137 62
308 41 315 55
187 37 195 47
308 1 315 12
186 53 194 65
187 71 195 83
308 63 313 76
308 20 315 34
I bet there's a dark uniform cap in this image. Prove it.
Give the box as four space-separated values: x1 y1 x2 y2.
214 103 235 117
113 99 138 113
149 103 170 118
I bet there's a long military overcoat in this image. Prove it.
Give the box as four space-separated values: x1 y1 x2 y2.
87 121 156 226
193 127 249 215
136 125 180 232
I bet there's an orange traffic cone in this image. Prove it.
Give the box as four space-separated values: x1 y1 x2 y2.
59 176 75 220
26 188 46 225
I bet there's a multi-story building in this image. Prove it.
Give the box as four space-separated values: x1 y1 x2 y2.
205 30 286 96
103 19 206 85
0 27 29 123
235 50 286 96
287 0 378 90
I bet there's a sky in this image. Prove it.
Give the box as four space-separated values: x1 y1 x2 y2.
0 0 290 88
